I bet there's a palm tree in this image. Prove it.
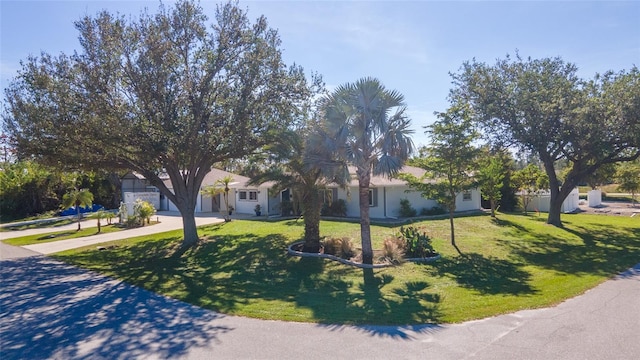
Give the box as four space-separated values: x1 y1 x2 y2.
61 188 94 231
311 77 414 264
250 128 346 253
201 175 234 221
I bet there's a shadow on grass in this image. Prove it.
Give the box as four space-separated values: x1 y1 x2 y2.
0 256 229 360
496 216 640 277
57 230 443 331
430 253 536 295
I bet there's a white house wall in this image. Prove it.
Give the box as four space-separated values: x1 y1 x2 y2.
455 189 482 212
338 185 479 219
234 186 268 215
384 187 439 217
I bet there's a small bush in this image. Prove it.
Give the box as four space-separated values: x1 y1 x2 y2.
381 237 405 264
125 215 140 228
399 226 436 258
420 206 446 216
399 198 417 217
321 199 348 217
322 237 356 259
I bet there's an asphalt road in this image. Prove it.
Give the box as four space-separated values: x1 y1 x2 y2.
1 243 638 359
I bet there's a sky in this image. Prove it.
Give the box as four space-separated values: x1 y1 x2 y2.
1 0 639 146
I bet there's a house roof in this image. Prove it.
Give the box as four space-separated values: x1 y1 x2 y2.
161 168 265 190
342 165 432 187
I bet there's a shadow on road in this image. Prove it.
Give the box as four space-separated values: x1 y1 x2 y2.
0 256 231 359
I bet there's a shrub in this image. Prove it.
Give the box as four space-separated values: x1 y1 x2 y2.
399 198 417 217
381 237 405 264
322 237 356 259
125 215 139 228
420 206 446 216
134 199 156 226
399 226 436 258
321 199 347 217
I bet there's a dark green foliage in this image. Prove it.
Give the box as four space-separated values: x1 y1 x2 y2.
399 226 436 258
420 206 446 216
398 198 417 217
4 0 309 247
280 201 295 216
452 55 640 226
321 199 347 217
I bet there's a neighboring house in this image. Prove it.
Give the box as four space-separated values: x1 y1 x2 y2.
522 188 580 213
325 165 482 219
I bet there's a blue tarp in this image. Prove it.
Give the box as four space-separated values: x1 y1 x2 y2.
60 204 104 216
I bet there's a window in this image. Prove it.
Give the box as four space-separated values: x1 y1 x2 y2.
318 189 337 204
462 190 472 201
239 190 258 202
368 188 378 207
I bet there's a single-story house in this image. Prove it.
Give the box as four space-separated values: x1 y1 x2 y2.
325 165 482 218
122 165 482 218
160 169 278 216
122 169 277 216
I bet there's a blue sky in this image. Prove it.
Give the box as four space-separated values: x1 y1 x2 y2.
1 0 639 146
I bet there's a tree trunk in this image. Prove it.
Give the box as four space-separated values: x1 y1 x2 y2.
180 208 199 248
302 190 321 253
546 176 575 228
76 201 81 231
490 199 496 218
359 173 373 265
449 209 462 255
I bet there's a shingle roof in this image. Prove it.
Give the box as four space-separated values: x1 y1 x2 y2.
342 165 433 187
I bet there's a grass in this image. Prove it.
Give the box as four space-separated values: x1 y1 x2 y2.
2 224 124 246
54 213 640 325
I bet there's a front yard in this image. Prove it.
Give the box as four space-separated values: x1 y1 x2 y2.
55 213 640 325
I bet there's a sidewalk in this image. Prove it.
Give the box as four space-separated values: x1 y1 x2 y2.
1 212 226 255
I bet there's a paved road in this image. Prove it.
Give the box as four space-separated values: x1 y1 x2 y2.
1 242 638 359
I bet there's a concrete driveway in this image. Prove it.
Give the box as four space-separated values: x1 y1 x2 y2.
0 212 226 255
1 240 638 359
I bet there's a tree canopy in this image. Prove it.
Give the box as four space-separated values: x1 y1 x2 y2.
3 0 310 247
451 55 640 226
400 103 479 254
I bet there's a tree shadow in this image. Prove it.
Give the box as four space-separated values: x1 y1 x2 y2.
498 220 640 277
0 256 230 360
57 231 444 331
430 253 536 295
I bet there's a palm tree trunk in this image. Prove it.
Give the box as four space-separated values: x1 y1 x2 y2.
302 190 321 253
359 172 373 265
76 201 81 231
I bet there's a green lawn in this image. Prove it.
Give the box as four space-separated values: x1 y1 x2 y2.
55 213 640 325
0 218 76 232
3 224 124 246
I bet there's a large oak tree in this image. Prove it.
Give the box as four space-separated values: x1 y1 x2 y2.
451 55 640 226
3 1 309 248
